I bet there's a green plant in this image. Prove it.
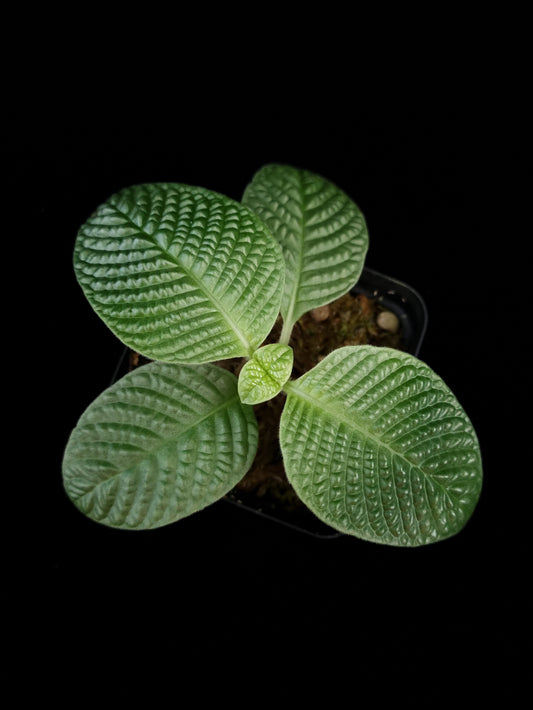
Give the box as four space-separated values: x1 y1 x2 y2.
63 164 482 546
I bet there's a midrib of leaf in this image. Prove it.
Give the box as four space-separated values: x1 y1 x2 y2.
109 202 253 356
280 171 306 342
255 359 284 389
283 380 453 501
74 391 242 503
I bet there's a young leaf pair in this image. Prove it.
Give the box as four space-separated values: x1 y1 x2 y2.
63 165 482 546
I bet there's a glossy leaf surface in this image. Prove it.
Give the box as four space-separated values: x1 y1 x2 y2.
280 346 482 546
238 344 293 404
74 183 284 363
63 362 258 529
242 164 368 334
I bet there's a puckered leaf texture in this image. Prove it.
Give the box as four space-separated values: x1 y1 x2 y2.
63 362 258 529
243 164 368 334
280 346 482 546
74 183 284 363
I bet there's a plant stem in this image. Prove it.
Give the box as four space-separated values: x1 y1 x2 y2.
279 318 293 346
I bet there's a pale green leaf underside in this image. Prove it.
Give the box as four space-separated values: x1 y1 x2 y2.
74 183 284 363
238 344 293 404
242 164 369 331
280 346 482 546
62 362 258 530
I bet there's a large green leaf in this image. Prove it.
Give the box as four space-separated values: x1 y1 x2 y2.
242 165 368 340
280 346 482 546
74 183 284 363
62 362 258 529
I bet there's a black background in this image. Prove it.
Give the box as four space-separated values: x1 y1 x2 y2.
6 20 528 705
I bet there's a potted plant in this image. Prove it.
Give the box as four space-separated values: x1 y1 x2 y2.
63 164 482 546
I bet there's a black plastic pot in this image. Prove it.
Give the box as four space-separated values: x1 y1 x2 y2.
354 268 427 358
111 268 427 539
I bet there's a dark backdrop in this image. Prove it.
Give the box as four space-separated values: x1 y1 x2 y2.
6 38 527 704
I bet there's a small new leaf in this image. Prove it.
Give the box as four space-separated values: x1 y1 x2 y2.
238 344 293 405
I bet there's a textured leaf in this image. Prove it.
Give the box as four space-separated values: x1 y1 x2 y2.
242 164 368 337
62 362 258 529
238 344 293 404
74 183 284 363
280 346 482 546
